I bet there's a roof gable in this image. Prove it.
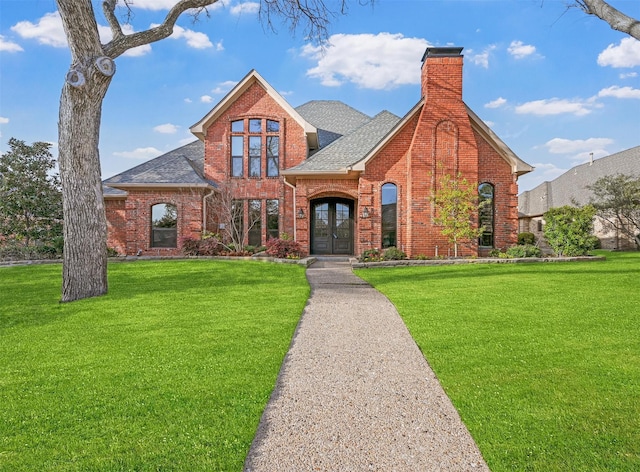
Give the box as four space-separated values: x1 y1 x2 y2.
190 70 318 148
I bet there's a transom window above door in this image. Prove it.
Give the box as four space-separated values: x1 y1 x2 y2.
230 118 280 178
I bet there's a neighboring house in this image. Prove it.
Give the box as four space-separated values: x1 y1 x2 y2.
104 47 533 257
518 145 640 250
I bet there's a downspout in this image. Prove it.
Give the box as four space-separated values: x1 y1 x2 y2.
202 187 216 234
284 177 297 241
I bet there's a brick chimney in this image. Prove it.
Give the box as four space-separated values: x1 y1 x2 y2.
421 46 464 102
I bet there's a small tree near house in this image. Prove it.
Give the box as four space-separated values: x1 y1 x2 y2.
543 205 597 256
209 182 262 252
432 173 485 258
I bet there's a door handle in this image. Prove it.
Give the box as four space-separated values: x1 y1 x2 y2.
332 233 338 239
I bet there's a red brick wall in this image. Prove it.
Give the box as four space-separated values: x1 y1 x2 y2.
105 198 126 255
115 188 206 256
476 132 520 252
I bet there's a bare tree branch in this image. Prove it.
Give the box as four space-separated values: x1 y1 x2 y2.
103 0 218 58
577 0 640 41
102 0 124 42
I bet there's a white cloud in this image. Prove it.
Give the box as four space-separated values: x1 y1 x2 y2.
211 80 236 94
485 97 507 109
184 98 193 103
515 98 596 116
279 90 294 97
507 40 536 59
11 12 67 48
113 147 162 159
598 85 640 99
230 2 260 15
597 37 640 68
467 45 496 69
201 95 213 103
619 71 638 79
150 23 213 49
0 34 23 52
302 33 429 90
544 137 613 154
0 116 9 124
154 123 179 134
214 40 224 51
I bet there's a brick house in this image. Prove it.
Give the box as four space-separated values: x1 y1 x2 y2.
103 46 533 257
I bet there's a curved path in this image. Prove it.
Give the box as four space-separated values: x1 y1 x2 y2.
244 259 489 471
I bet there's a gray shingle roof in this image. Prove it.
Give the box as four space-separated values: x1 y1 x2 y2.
519 145 640 216
103 140 213 192
296 100 372 148
286 110 401 173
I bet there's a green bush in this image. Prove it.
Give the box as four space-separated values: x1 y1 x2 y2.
505 244 542 258
518 232 536 245
359 248 382 262
543 205 597 256
488 248 503 257
382 247 407 261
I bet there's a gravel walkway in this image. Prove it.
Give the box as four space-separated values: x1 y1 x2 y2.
244 259 489 471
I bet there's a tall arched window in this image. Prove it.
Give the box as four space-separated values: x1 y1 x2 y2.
478 183 494 247
381 183 397 248
151 203 177 248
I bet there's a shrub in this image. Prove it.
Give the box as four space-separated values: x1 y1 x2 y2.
543 205 597 256
382 247 407 261
505 244 541 258
518 232 536 245
265 237 302 259
488 248 503 257
181 237 200 256
199 237 222 256
106 247 119 257
359 248 382 262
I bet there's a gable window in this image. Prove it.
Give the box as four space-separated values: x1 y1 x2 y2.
381 183 397 248
151 203 177 248
267 199 279 239
230 118 280 179
231 135 244 177
479 183 494 247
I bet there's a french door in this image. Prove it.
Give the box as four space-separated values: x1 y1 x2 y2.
311 199 353 255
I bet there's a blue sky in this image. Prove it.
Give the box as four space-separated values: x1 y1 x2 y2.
1 0 639 192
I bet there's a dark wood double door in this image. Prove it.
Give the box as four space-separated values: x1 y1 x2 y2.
311 198 354 255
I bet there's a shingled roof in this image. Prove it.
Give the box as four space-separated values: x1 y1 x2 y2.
103 140 213 196
284 110 401 174
519 145 640 217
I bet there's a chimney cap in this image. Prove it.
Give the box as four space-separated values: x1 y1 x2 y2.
421 46 464 62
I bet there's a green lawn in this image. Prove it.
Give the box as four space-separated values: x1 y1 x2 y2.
0 260 309 471
355 251 640 471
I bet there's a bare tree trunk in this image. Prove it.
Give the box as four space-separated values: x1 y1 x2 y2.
58 81 110 302
57 0 112 302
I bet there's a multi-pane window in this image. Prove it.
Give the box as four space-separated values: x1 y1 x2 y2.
381 183 397 248
249 136 261 177
248 199 262 247
231 120 244 177
267 199 279 239
478 183 494 247
151 203 177 248
230 118 280 178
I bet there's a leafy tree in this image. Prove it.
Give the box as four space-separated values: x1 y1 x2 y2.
54 0 364 301
432 173 484 258
576 1 640 41
0 138 63 248
543 205 597 256
588 174 640 248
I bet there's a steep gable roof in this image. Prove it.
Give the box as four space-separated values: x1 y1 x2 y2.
295 100 372 148
103 140 214 193
282 110 400 175
519 145 640 217
190 69 319 149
